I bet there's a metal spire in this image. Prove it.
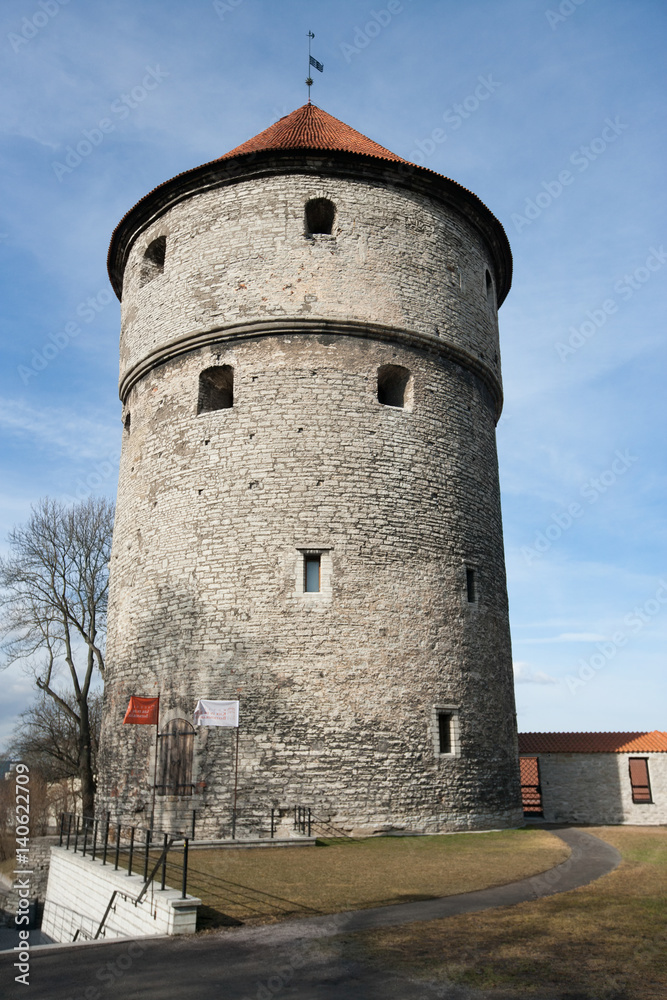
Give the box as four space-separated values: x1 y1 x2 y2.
306 30 315 103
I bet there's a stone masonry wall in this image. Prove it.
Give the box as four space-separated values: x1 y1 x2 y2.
98 163 522 837
117 172 502 397
535 753 667 825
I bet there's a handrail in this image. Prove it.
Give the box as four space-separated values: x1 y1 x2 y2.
94 889 119 939
135 836 174 904
308 811 355 840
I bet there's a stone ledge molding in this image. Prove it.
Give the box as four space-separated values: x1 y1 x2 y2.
119 316 504 420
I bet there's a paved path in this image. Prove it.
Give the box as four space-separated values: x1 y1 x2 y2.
0 827 621 1000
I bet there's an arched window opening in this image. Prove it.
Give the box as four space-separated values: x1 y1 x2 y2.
140 236 167 287
305 198 336 235
485 269 494 302
377 364 412 409
198 365 234 413
156 718 195 797
124 412 131 434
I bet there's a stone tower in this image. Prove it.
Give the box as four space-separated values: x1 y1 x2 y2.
98 103 523 836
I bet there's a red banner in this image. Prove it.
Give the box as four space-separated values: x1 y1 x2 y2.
123 696 159 725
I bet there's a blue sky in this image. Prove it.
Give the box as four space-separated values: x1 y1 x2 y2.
1 0 665 747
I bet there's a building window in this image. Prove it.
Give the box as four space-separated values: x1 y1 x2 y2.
140 236 166 287
485 269 493 299
156 718 195 797
124 412 131 434
629 757 652 803
377 365 412 409
438 713 452 754
198 365 234 413
305 198 336 235
433 707 460 756
466 567 477 603
304 553 321 593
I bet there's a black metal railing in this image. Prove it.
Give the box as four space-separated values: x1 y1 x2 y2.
299 809 355 841
293 806 312 837
59 812 192 900
266 806 355 841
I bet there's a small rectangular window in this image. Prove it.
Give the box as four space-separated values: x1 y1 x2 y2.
466 567 476 603
304 554 321 593
629 757 652 803
438 713 452 754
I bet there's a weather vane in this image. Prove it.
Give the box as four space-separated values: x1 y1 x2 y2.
306 30 323 103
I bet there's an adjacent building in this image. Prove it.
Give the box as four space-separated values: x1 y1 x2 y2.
519 731 667 825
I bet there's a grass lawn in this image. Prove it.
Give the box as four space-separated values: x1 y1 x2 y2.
355 826 667 1000
150 827 569 928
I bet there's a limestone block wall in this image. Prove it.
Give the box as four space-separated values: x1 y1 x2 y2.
117 171 502 402
41 847 200 943
535 753 667 825
98 151 521 837
99 331 521 836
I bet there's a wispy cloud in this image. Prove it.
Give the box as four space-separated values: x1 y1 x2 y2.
0 398 116 461
513 662 558 685
520 632 607 645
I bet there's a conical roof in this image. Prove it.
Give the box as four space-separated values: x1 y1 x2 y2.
219 102 407 164
108 102 512 304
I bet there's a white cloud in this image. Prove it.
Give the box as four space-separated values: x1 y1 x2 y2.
520 633 606 645
0 398 116 461
513 662 558 685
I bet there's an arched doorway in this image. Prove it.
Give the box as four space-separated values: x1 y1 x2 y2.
156 718 195 796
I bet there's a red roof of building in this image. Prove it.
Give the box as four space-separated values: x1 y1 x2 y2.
107 101 513 305
219 102 407 164
518 731 667 754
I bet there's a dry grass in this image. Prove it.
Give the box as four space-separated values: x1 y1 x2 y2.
356 826 667 1000
150 827 569 928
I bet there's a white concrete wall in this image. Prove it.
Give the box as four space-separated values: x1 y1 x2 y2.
533 752 667 825
42 846 200 943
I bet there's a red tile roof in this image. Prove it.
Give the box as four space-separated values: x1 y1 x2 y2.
107 102 513 306
519 731 667 754
218 102 407 164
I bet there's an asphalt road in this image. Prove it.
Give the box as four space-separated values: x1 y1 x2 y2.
0 827 621 1000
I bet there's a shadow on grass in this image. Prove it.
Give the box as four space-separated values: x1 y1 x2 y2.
196 905 243 931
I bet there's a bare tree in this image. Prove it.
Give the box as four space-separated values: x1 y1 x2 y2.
8 692 103 783
0 497 114 816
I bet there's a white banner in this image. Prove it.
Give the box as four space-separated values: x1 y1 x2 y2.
193 699 239 727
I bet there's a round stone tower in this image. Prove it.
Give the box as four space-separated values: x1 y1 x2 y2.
98 103 523 836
